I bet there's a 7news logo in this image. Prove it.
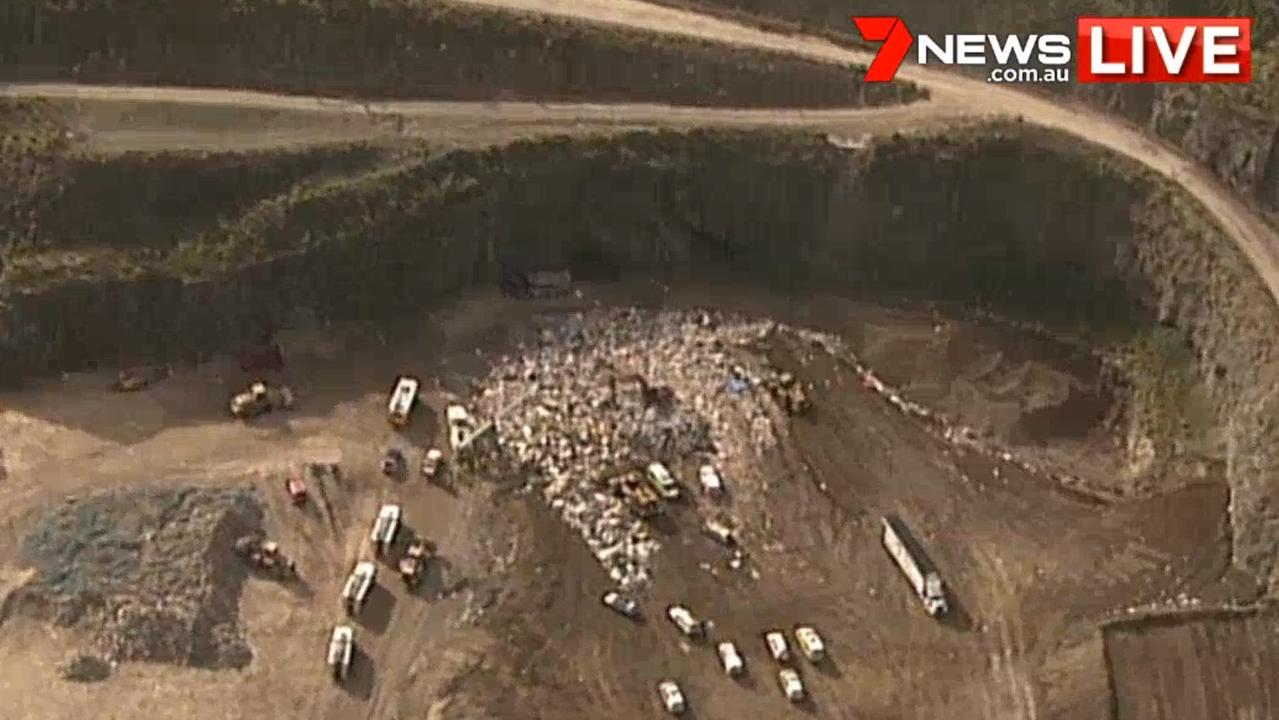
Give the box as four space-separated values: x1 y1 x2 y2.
854 16 1253 84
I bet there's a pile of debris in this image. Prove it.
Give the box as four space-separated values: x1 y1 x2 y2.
19 486 263 670
792 327 1092 493
473 308 811 591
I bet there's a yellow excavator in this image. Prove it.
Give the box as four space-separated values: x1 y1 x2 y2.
229 381 295 419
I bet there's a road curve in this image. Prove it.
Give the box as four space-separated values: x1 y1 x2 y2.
2 0 1278 309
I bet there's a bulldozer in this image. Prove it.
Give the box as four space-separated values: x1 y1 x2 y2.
229 381 295 419
611 472 663 519
398 538 433 589
234 535 297 578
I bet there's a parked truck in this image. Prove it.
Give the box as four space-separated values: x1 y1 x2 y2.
881 515 949 617
387 376 420 428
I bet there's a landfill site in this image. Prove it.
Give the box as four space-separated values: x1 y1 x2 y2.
0 274 1259 720
3 1 1279 720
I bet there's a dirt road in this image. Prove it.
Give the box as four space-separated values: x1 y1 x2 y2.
3 0 1278 309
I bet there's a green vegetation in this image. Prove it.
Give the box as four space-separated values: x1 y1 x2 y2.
1109 327 1217 473
0 0 920 108
0 98 73 262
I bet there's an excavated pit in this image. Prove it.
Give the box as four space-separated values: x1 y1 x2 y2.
2 124 1278 593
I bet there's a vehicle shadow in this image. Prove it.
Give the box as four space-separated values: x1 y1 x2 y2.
813 654 843 680
282 573 316 600
341 645 375 701
940 593 977 632
357 584 396 635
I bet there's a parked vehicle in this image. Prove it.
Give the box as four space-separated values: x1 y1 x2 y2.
381 448 406 478
764 631 790 662
645 462 681 500
398 539 432 588
881 514 949 617
370 504 402 557
717 641 745 676
387 376 420 427
284 475 308 506
794 626 826 662
778 668 805 702
111 365 169 392
657 680 686 715
601 590 641 619
703 517 736 546
341 561 377 616
420 448 445 480
698 464 724 496
229 381 294 419
665 605 704 638
327 625 354 682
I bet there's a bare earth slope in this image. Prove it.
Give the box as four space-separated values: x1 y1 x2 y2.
4 0 1277 315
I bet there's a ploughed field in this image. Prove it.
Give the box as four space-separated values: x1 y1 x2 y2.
0 280 1235 720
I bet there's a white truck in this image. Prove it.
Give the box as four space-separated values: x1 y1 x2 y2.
387 376 420 427
717 641 744 676
370 504 402 557
342 561 377 616
666 605 704 638
698 464 724 497
881 515 949 617
794 626 826 662
778 668 805 702
657 679 686 715
327 624 355 682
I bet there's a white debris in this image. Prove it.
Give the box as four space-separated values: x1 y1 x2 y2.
472 309 805 590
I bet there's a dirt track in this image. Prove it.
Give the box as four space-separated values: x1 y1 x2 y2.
0 279 1239 720
1 2 1277 718
4 0 1279 309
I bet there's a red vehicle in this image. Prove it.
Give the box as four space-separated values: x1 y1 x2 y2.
285 475 308 505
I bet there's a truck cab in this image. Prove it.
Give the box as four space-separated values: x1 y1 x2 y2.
923 574 949 616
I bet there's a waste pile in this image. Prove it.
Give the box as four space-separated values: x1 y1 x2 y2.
19 486 262 670
473 308 809 591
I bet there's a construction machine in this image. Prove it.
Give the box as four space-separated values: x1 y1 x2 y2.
234 535 297 578
229 381 294 419
111 365 169 393
398 538 433 588
611 472 662 518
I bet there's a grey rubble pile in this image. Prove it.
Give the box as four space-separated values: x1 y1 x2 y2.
474 308 792 591
20 486 261 670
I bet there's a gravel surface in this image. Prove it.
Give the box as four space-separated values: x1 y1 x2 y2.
20 485 263 671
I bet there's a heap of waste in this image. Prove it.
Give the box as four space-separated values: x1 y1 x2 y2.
473 308 805 591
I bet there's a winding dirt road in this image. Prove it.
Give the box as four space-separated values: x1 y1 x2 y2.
4 0 1276 314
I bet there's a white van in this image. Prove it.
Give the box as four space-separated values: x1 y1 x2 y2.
342 561 377 616
370 504 402 557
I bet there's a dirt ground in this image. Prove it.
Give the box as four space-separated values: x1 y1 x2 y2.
0 276 1245 720
1103 608 1279 720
